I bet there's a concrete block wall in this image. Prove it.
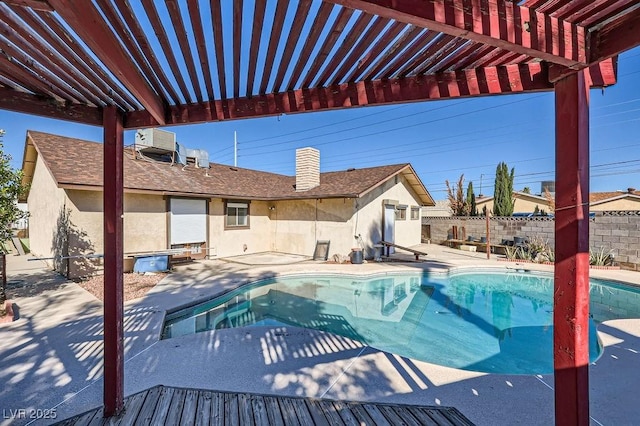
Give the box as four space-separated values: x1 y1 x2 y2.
422 211 640 271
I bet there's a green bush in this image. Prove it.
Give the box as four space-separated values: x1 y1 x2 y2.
590 247 614 266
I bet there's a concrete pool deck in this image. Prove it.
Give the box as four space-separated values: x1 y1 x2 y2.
1 246 639 425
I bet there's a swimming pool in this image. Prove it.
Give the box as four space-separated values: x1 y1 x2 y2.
162 270 640 374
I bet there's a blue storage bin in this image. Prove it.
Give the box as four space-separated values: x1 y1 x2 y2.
133 255 170 273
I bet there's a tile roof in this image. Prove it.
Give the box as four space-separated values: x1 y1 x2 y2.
25 131 434 204
590 190 640 203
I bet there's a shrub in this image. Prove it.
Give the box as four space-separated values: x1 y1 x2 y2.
590 247 614 266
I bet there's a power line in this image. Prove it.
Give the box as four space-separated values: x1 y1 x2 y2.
236 99 639 171
241 94 549 158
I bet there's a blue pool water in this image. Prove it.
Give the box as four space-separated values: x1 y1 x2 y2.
162 271 640 374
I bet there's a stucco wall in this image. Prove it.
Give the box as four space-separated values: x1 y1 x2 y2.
63 190 168 277
269 198 355 258
28 161 425 274
208 199 272 257
591 198 640 211
123 194 167 253
357 176 422 256
27 157 67 270
476 195 551 214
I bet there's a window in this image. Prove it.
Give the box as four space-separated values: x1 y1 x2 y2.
225 201 249 228
411 206 420 220
395 205 407 220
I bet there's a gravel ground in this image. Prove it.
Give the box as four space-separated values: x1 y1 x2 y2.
77 272 167 302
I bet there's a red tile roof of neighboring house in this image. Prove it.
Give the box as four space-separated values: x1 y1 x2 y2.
23 131 435 205
589 190 640 203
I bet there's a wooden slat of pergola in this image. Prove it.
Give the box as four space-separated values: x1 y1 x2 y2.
343 20 405 82
287 1 336 90
328 16 390 85
139 0 191 105
186 0 215 101
248 0 269 96
272 0 313 93
301 7 354 88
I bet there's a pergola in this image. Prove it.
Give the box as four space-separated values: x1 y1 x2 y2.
2 1 639 424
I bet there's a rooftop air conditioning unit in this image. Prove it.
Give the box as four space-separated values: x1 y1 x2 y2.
135 129 176 152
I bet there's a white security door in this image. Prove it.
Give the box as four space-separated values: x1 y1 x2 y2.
383 204 395 255
170 198 207 246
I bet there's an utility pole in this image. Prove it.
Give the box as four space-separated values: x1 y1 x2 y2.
234 131 237 167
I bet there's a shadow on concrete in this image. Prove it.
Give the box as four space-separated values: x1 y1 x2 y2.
3 256 639 426
51 207 99 279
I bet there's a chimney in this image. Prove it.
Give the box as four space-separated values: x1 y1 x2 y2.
295 147 320 191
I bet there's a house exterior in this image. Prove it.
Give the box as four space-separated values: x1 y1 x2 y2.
20 131 434 278
589 189 640 211
474 191 552 216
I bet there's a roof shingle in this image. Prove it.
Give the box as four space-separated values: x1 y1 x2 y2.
25 131 433 204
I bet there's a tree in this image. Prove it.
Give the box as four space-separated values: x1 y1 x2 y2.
493 162 515 216
543 187 555 213
0 130 26 306
522 187 531 194
445 174 469 216
466 181 477 216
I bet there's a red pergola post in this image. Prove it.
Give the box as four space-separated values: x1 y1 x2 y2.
103 106 124 417
553 70 591 426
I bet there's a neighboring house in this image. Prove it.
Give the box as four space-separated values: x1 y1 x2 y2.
474 191 552 216
590 189 640 211
20 131 434 278
430 188 640 218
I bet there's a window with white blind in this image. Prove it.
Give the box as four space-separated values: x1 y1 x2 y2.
225 201 249 228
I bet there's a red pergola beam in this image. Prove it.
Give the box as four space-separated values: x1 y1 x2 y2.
0 60 615 129
326 0 587 68
590 7 640 64
126 60 619 129
102 106 124 417
549 57 618 85
0 89 103 125
48 0 167 125
2 0 52 10
553 70 590 426
127 63 552 127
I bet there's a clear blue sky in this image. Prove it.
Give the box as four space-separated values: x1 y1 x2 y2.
2 46 639 201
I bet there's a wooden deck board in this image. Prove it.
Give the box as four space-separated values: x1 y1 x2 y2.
165 387 187 425
277 396 302 426
54 385 475 425
134 385 161 425
263 396 285 426
238 393 255 426
314 399 344 426
361 404 392 426
224 391 239 426
194 390 212 426
250 395 270 426
302 399 330 426
150 386 175 424
181 388 200 426
115 390 147 425
211 390 224 424
332 400 360 426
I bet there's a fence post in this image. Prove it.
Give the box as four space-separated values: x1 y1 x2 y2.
0 253 6 304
